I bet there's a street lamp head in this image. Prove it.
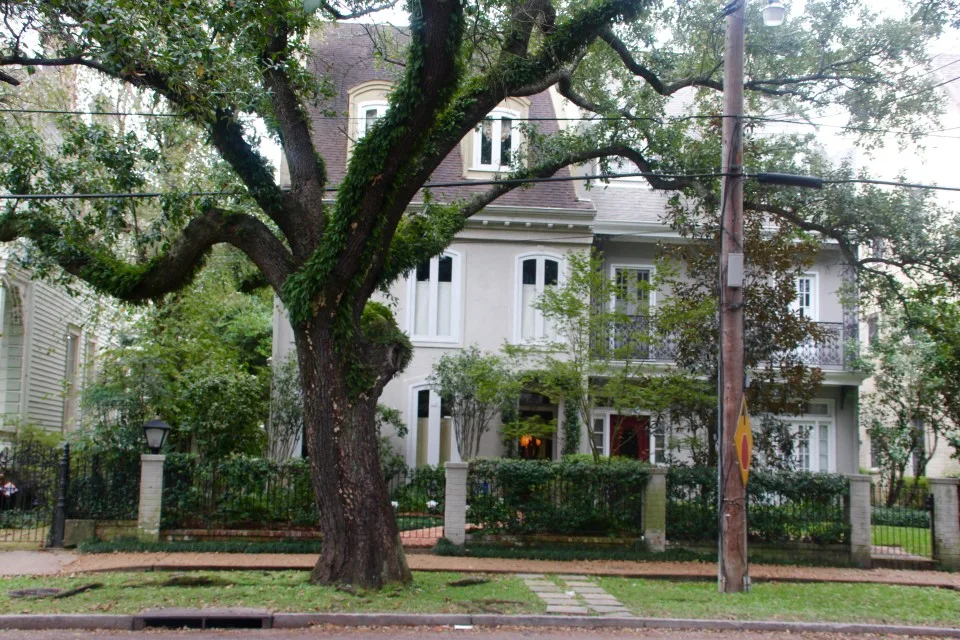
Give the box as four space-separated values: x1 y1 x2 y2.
762 0 786 26
143 419 171 454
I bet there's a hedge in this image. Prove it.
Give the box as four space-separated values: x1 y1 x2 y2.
161 454 445 530
467 458 650 536
667 466 850 545
68 448 142 520
871 506 930 528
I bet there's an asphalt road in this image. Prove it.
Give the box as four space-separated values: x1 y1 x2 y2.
0 627 938 639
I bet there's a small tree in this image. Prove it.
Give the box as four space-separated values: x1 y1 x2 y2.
863 310 950 505
429 346 519 461
508 250 654 462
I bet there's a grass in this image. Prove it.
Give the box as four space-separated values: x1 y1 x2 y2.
0 571 541 616
599 578 960 626
396 515 442 532
872 525 932 557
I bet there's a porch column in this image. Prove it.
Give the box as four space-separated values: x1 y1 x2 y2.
846 474 872 569
930 477 960 569
643 467 667 552
137 454 165 542
444 462 469 545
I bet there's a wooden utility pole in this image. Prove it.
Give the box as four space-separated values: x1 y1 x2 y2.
718 0 748 594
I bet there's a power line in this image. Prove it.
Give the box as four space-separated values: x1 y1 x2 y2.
4 171 960 200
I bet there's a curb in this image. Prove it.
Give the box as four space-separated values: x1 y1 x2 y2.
0 612 959 636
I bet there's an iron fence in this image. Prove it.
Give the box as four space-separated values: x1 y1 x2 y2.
386 466 445 539
667 467 850 559
870 481 933 560
67 449 141 521
0 442 61 545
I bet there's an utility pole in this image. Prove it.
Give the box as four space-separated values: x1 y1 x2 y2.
718 0 748 594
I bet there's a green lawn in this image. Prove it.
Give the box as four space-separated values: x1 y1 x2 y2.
599 578 960 626
0 571 540 616
871 524 932 557
396 515 442 532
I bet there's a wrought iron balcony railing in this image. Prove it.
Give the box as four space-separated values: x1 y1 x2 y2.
604 316 857 369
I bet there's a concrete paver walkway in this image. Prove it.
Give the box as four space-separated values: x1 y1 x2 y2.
0 551 945 589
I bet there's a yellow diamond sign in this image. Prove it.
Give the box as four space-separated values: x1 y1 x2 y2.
734 397 753 487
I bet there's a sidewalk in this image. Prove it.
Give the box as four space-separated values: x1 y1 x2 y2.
5 551 950 589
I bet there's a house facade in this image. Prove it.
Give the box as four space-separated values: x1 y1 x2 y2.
272 24 866 473
0 246 104 441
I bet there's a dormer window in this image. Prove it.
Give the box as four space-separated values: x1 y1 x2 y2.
474 110 517 171
356 100 389 140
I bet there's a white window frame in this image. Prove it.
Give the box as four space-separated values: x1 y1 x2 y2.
472 108 519 171
356 100 390 140
785 398 836 473
405 250 462 344
407 381 460 467
608 263 657 311
513 252 563 344
62 326 81 431
792 272 819 321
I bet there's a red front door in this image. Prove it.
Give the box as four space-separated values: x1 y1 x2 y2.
611 415 650 461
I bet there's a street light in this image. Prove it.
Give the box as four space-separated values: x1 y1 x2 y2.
762 1 786 27
717 0 782 595
143 419 171 454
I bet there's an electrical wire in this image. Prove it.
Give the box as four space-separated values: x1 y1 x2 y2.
4 171 959 200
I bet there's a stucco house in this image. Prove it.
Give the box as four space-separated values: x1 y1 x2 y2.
272 24 867 473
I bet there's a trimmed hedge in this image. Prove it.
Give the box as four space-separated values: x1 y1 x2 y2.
667 466 850 545
68 449 142 520
871 506 930 528
467 458 650 536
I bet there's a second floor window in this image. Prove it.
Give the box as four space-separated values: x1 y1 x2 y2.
793 275 816 320
409 252 460 342
518 255 559 342
614 267 652 315
474 111 517 170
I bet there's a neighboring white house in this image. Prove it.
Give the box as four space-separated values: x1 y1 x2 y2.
272 24 868 473
0 246 106 441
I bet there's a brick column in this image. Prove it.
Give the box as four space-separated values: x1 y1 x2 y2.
930 478 960 569
443 462 468 545
137 454 165 542
643 467 667 552
846 474 872 569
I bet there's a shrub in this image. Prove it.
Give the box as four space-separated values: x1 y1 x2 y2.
871 506 930 528
467 457 650 536
667 466 850 545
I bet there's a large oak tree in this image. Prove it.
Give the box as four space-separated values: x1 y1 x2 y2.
0 0 956 587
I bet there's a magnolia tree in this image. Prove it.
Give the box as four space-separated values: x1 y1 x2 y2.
1 0 957 588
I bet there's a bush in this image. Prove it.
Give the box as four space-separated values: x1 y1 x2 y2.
467 457 650 536
388 465 444 514
68 448 142 520
667 466 850 545
871 506 930 528
161 454 317 529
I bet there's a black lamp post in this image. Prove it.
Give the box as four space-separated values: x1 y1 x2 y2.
143 419 171 454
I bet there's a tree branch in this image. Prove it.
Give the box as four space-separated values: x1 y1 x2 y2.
0 207 292 299
319 0 399 20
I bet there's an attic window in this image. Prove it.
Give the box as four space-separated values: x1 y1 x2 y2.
356 101 389 140
474 110 517 171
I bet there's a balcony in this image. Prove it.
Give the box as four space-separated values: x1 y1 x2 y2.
607 316 857 369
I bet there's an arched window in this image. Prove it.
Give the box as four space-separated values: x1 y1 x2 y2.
356 100 389 140
407 251 462 342
515 253 561 342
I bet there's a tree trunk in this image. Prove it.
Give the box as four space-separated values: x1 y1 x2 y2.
294 321 411 589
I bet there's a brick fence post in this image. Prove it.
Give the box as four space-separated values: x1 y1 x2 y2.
643 467 667 552
846 474 872 569
137 454 166 542
444 462 468 545
930 477 960 569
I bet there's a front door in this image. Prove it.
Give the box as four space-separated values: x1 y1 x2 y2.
611 415 650 461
